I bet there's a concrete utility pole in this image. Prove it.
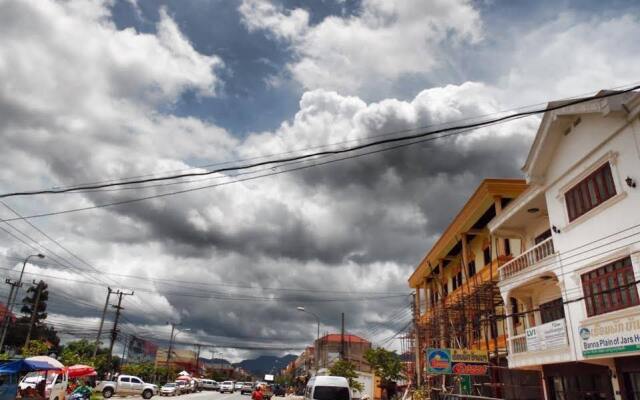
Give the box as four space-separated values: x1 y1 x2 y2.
165 323 185 381
93 287 112 358
24 280 45 348
340 312 345 361
194 344 201 375
0 253 44 351
107 290 134 369
297 307 321 369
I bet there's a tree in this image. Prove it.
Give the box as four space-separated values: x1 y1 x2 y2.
328 360 363 392
21 340 49 357
364 348 405 397
4 281 60 353
58 339 119 377
21 281 48 325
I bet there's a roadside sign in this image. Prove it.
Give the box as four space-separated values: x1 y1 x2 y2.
426 348 488 375
426 348 451 374
460 375 472 394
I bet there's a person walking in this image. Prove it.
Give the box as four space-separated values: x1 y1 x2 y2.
252 384 264 400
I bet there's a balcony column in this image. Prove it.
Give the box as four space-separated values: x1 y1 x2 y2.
493 196 506 257
502 292 515 354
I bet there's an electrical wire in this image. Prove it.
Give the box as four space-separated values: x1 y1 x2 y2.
2 84 638 200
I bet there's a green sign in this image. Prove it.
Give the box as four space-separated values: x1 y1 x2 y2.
580 317 640 358
459 375 472 395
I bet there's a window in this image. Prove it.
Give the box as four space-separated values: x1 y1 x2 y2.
510 297 520 325
483 247 491 266
457 271 463 287
132 378 142 384
313 386 350 400
540 298 565 324
581 256 639 317
468 261 476 277
535 229 552 245
452 276 458 290
565 162 616 222
120 377 131 383
504 239 511 256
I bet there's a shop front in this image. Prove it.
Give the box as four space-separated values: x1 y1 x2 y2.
543 362 614 400
615 356 640 400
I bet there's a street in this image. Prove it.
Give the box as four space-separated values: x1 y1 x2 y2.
154 393 301 400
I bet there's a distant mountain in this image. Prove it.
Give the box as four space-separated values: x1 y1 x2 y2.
234 354 297 377
200 357 232 367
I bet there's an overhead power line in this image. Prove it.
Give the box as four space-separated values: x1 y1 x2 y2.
2 84 639 200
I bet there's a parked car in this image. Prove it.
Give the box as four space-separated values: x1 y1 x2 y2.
201 379 219 391
219 381 235 393
174 380 190 395
240 382 254 395
235 381 244 390
160 383 179 397
97 375 158 399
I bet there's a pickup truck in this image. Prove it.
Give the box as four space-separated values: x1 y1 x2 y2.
97 375 158 399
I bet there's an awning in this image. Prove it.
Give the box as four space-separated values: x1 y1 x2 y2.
0 359 60 374
67 364 97 378
26 356 64 370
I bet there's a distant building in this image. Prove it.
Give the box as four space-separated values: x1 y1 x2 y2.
315 333 371 372
155 348 198 373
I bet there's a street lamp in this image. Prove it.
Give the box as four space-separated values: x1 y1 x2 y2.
0 253 45 351
166 323 190 381
297 306 320 370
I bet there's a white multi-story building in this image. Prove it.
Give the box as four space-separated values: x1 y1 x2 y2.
488 90 640 400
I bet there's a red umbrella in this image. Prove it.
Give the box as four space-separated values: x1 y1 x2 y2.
67 364 97 378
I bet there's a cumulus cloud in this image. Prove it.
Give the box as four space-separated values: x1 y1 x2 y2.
4 0 640 360
502 13 640 104
239 0 482 94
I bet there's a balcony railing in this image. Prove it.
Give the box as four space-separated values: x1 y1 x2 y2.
509 333 527 354
499 237 555 281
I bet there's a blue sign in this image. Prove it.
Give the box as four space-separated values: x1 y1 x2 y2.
426 348 452 374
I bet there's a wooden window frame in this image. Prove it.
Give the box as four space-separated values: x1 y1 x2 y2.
581 256 639 317
565 162 616 222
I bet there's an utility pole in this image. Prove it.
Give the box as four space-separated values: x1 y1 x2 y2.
340 312 345 361
195 344 202 376
0 253 45 351
24 280 45 348
93 287 112 358
166 323 178 382
107 290 134 369
412 292 422 387
0 279 17 350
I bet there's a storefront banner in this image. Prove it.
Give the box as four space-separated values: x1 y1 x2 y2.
426 348 488 375
426 348 451 374
526 319 568 352
580 316 640 357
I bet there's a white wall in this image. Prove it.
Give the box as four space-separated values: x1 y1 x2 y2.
540 112 640 362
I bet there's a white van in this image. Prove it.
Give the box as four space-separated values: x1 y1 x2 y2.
19 370 68 400
305 376 351 400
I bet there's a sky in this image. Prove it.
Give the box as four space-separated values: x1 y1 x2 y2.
1 0 640 362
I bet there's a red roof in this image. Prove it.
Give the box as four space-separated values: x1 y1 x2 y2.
320 334 369 344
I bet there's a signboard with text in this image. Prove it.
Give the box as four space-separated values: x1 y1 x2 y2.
580 316 640 357
426 348 488 375
128 336 158 364
526 319 568 352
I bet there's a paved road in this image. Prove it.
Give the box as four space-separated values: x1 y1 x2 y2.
156 392 300 400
